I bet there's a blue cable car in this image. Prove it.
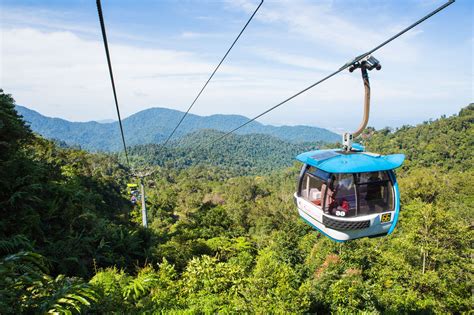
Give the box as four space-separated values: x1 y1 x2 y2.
294 146 404 241
294 55 405 241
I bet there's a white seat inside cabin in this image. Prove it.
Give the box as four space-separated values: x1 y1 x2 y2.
301 188 321 203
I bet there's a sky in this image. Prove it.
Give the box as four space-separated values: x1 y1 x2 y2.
1 0 472 133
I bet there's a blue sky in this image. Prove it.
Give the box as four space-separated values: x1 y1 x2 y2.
1 0 472 133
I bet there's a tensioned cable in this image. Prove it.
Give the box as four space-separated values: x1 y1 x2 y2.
161 0 264 147
209 0 454 145
96 0 130 166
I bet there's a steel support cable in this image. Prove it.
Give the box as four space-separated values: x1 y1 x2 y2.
161 0 264 147
209 0 454 145
96 0 130 166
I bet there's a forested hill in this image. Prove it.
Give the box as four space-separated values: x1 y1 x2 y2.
128 129 321 174
364 103 473 170
15 105 340 151
2 89 472 314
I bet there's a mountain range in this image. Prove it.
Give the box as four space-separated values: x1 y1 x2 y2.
15 105 340 151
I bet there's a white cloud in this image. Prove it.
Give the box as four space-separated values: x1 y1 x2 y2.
1 1 470 131
251 48 339 71
1 28 210 120
1 6 99 39
230 0 379 50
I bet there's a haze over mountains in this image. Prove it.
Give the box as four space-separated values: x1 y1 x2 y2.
16 105 340 151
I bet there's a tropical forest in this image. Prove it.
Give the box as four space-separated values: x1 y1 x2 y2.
0 0 472 314
1 89 472 313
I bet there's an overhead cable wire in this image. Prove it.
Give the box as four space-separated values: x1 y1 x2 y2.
161 0 264 147
96 0 130 166
209 0 455 145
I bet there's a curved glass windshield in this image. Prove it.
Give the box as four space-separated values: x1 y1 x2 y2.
356 171 394 215
299 168 394 218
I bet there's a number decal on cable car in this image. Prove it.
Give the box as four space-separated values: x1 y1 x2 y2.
380 213 391 223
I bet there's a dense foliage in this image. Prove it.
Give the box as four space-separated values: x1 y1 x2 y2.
1 91 472 313
362 103 473 171
15 105 339 151
127 130 321 175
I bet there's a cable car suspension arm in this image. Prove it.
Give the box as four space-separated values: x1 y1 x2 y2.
342 55 381 151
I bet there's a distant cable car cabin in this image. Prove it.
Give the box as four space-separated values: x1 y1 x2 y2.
127 183 138 194
294 55 405 241
127 183 139 205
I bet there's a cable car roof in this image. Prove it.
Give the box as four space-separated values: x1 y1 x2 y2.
296 149 405 174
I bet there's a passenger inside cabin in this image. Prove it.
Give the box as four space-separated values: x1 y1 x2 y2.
322 176 337 214
330 174 355 217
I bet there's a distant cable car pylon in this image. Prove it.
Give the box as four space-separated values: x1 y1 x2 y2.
97 0 158 227
132 168 154 228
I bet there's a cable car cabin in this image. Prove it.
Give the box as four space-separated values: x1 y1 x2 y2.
127 183 139 195
294 147 404 242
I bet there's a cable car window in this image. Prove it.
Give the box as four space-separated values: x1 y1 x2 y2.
326 174 357 217
308 168 331 181
356 171 394 215
301 169 326 206
357 171 390 183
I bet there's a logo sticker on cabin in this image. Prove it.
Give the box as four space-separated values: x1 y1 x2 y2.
380 213 392 223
